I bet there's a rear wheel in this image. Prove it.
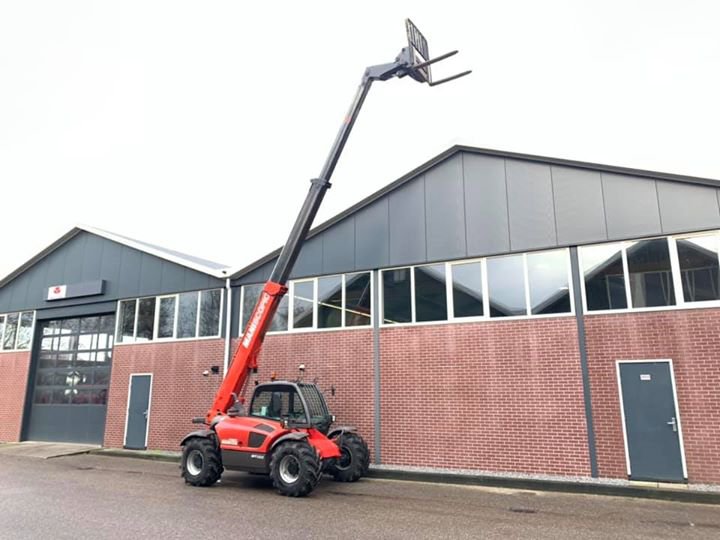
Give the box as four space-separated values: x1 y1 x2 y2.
328 432 370 482
181 437 223 487
269 440 321 497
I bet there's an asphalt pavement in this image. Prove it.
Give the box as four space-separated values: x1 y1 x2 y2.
0 453 718 539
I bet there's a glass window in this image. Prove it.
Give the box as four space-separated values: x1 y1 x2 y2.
414 264 447 322
117 300 136 343
3 313 19 350
270 295 289 332
199 289 222 337
345 272 371 327
451 261 483 318
250 386 305 422
626 238 675 308
293 281 314 329
318 276 342 329
0 315 5 349
527 250 571 315
158 296 176 338
241 284 262 334
136 298 155 342
382 268 411 324
177 292 199 338
676 235 720 303
582 243 628 311
14 312 34 350
487 254 526 317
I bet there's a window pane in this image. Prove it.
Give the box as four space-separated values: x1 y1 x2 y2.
199 289 222 337
382 268 411 324
15 312 34 349
0 315 5 349
136 298 155 342
345 272 371 327
487 255 526 317
270 295 289 332
3 313 18 349
318 276 342 329
451 262 483 318
677 235 720 303
293 281 314 329
627 238 676 308
527 250 571 315
415 264 447 322
241 284 262 334
582 244 628 311
158 297 176 338
117 300 136 343
177 292 199 338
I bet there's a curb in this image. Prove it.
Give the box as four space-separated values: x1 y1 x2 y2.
367 469 720 506
90 448 720 505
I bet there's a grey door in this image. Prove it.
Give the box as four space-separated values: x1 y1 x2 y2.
125 375 152 450
618 362 685 482
26 315 115 444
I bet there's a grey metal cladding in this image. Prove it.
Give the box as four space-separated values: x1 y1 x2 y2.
321 217 355 275
552 166 608 245
463 153 510 255
388 177 426 265
506 160 557 251
602 173 662 239
0 231 224 313
656 180 720 234
354 198 389 270
292 235 323 279
425 155 467 261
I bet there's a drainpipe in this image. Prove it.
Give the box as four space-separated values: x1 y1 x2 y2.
223 277 232 377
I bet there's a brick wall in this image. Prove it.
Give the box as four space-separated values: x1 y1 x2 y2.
250 329 376 460
585 309 720 484
380 318 591 476
104 340 225 451
0 351 31 443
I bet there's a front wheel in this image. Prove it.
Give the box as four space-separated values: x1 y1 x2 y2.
328 432 370 482
269 440 321 497
181 437 223 487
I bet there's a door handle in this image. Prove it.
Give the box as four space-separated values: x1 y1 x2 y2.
667 417 677 432
143 410 148 418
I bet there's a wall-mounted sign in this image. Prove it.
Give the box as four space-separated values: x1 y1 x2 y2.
47 285 67 300
640 374 651 381
46 280 105 301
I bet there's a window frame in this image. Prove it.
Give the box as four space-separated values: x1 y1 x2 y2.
239 272 375 335
0 310 36 353
114 289 224 346
579 232 720 315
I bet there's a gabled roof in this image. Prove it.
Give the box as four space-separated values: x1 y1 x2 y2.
229 144 720 280
0 225 230 288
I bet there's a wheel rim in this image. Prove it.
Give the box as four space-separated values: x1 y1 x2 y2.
279 455 301 484
336 446 352 471
186 449 204 476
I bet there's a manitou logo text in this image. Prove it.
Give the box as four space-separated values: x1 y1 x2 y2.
242 292 271 348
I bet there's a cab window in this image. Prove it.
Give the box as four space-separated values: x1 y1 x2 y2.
250 387 307 423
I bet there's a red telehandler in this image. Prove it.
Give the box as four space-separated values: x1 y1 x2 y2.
180 19 470 497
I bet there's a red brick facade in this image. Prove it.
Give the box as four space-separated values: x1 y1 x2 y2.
104 339 225 451
0 351 31 443
379 318 591 475
585 309 720 484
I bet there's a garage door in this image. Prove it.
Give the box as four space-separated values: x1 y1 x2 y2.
25 315 115 444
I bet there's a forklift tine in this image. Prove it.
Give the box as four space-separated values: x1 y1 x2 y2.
428 70 473 87
412 50 459 71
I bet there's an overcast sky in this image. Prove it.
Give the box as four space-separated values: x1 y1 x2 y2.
1 1 719 280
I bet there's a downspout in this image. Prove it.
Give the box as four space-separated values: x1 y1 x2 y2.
223 277 232 377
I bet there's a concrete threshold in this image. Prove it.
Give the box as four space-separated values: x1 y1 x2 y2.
0 441 99 459
89 448 720 505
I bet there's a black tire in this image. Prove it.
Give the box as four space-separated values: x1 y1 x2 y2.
181 437 223 487
269 440 321 497
328 432 370 482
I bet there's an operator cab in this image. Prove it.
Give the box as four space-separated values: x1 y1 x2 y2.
249 382 333 434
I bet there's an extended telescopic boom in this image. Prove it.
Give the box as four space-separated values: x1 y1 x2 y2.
205 20 470 423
